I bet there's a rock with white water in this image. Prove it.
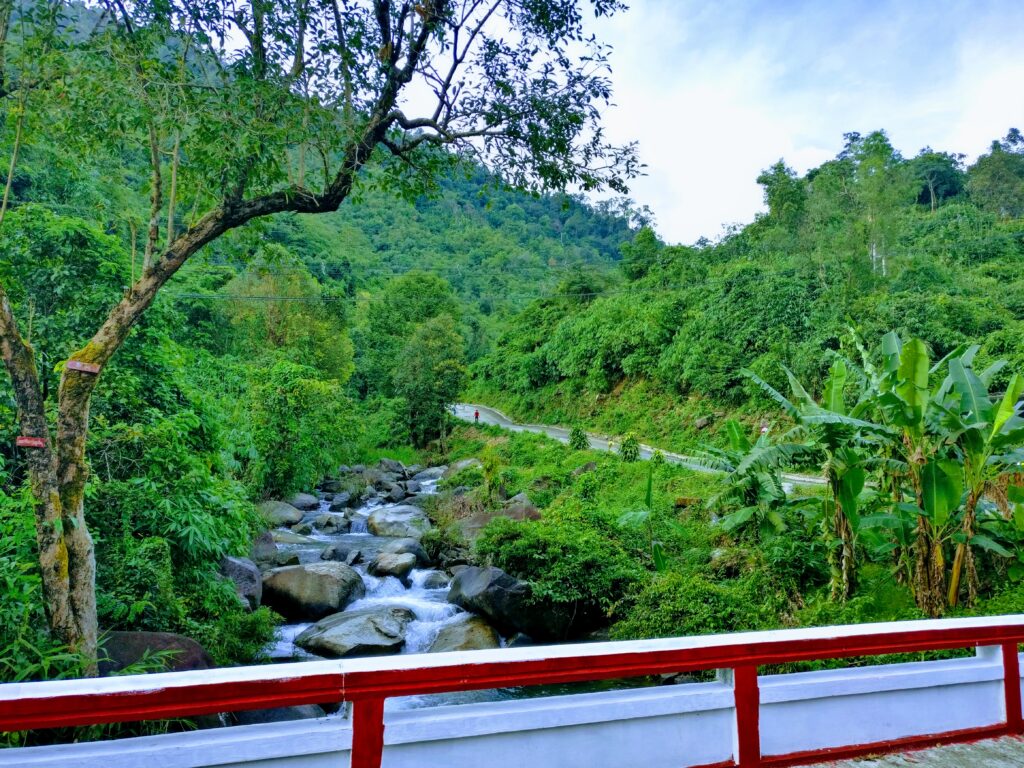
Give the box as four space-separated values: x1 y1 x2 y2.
220 556 262 610
402 480 422 495
420 570 450 589
262 563 365 621
295 607 414 657
313 513 350 534
272 529 319 545
383 483 408 503
258 500 304 526
287 492 320 511
442 458 482 479
381 537 432 567
367 505 431 539
321 543 361 566
428 615 500 653
328 492 354 511
367 552 417 583
413 466 447 481
291 522 314 536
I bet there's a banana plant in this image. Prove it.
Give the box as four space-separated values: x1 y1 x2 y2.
939 353 1024 607
744 359 884 600
695 419 812 542
617 461 668 571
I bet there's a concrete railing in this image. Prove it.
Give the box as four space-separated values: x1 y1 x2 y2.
2 616 1024 768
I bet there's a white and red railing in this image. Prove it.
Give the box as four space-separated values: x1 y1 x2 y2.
2 615 1024 768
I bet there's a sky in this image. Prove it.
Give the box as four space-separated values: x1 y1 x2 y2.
584 0 1024 244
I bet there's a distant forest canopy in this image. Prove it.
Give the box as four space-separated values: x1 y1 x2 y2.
475 128 1024 416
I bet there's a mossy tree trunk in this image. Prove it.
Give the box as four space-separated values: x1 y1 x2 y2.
0 131 386 673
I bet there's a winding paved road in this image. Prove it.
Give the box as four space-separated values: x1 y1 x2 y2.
453 402 824 486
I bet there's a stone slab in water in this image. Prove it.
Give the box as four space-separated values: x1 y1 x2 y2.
295 606 414 657
262 562 365 621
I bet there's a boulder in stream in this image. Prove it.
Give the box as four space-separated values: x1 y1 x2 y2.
447 565 578 640
378 458 408 478
258 500 304 526
420 570 450 589
381 537 432 567
367 552 417 583
220 556 262 610
413 466 447 481
313 513 350 534
287 492 320 511
383 483 408 503
428 615 500 653
367 505 431 539
262 562 365 621
321 543 361 565
328 492 354 511
295 607 414 657
251 531 278 565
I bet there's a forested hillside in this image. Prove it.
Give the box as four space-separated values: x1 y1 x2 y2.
472 129 1024 450
0 139 640 679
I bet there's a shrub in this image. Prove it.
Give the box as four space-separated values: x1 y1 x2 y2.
620 433 640 462
610 570 783 640
569 425 588 451
476 515 642 621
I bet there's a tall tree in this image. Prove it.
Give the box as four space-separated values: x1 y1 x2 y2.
0 0 639 670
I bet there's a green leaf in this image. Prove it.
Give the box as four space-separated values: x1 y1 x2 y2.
741 369 797 419
992 373 1024 439
823 359 847 415
948 357 993 426
971 534 1011 558
720 506 757 531
725 419 752 453
858 514 904 530
783 366 816 409
880 332 903 377
979 360 1008 386
896 338 930 423
921 459 963 529
838 465 865 522
652 541 668 572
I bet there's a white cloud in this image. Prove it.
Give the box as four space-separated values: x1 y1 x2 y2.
586 0 1024 244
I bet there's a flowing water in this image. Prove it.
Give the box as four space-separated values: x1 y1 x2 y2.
267 478 514 708
266 473 655 711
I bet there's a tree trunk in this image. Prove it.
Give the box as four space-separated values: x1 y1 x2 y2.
913 518 945 618
948 490 979 608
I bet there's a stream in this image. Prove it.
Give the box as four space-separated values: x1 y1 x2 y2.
264 468 657 712
266 478 518 710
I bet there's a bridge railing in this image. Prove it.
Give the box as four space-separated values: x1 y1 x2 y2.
2 615 1024 768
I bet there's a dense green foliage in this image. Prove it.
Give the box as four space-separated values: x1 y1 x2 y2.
473 130 1024 447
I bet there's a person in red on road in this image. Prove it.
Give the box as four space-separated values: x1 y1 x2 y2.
474 409 479 423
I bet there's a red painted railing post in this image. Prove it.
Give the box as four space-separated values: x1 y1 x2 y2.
733 665 761 768
350 698 386 768
1002 641 1022 734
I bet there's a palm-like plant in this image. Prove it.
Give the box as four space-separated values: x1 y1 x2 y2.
939 354 1024 606
745 359 882 600
851 334 1023 614
696 420 811 541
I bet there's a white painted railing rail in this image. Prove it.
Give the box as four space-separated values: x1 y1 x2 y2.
2 616 1024 768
